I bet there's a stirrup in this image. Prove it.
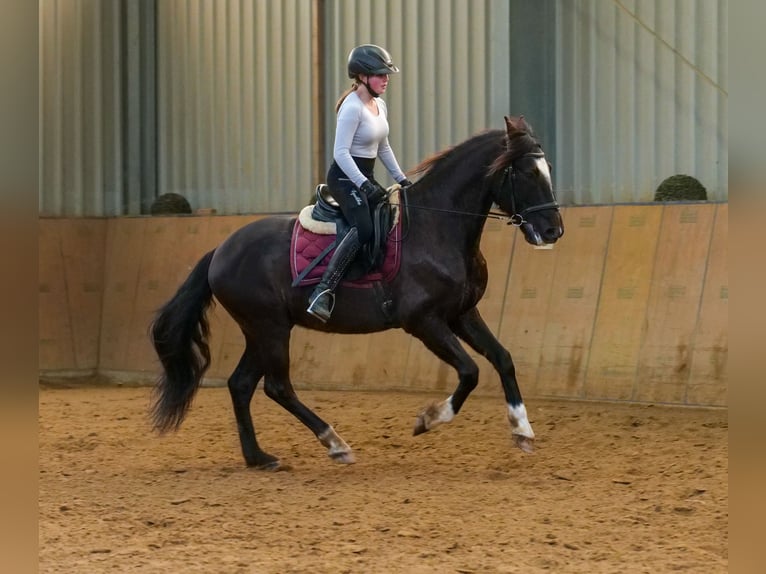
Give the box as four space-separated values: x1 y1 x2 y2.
307 288 335 323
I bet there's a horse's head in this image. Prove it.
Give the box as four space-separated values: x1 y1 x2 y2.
490 116 564 246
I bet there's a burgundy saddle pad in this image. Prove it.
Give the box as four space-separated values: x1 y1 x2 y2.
290 219 402 287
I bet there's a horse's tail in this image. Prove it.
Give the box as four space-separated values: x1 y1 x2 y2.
150 249 216 433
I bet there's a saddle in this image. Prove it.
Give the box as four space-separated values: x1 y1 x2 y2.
291 184 402 287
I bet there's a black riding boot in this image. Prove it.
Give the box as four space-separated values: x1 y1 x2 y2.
307 228 361 323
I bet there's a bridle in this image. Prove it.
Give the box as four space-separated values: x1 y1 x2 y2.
394 149 560 230
493 151 560 226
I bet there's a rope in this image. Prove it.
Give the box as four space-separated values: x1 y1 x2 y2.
611 0 727 97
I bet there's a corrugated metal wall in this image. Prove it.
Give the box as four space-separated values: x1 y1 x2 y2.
554 0 728 203
40 0 156 216
156 0 313 214
155 0 501 212
40 0 119 216
39 0 727 215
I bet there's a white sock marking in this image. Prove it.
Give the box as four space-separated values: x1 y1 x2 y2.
508 403 534 439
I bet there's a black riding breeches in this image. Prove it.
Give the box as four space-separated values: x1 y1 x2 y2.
327 157 380 245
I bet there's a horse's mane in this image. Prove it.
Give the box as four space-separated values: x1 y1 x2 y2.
407 116 540 182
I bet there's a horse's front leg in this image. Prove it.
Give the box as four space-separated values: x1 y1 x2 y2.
451 307 535 453
406 317 480 435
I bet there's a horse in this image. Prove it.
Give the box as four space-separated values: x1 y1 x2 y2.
150 115 564 469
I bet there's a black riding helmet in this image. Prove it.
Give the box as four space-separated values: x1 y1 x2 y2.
347 44 400 79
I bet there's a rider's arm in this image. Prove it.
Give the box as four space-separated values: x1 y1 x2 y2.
333 105 369 189
378 137 407 184
375 99 407 184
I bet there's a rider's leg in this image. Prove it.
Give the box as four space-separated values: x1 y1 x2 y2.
306 227 362 322
306 160 375 322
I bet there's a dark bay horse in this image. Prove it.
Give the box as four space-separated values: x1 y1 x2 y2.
150 116 564 469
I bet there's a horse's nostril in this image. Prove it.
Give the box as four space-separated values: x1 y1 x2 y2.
544 227 562 242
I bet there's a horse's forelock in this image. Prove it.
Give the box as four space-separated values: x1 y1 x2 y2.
488 129 540 177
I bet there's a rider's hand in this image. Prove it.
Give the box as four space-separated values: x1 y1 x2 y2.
360 180 387 203
398 178 413 188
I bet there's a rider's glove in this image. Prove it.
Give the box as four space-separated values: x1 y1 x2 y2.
359 180 387 204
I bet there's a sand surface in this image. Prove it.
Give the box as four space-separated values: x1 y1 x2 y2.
39 383 727 573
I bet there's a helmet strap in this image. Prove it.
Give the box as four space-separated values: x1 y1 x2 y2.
362 79 380 98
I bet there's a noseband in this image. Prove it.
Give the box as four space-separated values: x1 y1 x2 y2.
497 152 560 226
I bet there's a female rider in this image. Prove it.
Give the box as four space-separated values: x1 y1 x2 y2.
307 44 411 322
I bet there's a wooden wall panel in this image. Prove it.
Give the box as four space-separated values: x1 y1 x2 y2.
585 205 662 399
59 220 107 369
316 331 414 392
99 219 147 371
291 329 412 392
686 203 728 406
326 334 375 389
39 206 728 407
360 330 414 390
39 219 104 372
39 220 76 369
536 206 612 397
635 204 716 403
289 329 337 388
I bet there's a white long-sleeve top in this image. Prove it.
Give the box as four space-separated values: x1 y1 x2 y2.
333 91 406 188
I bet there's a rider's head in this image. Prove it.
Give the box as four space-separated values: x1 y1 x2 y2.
347 44 399 97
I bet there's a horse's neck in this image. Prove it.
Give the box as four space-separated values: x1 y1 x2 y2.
410 172 494 250
408 132 503 249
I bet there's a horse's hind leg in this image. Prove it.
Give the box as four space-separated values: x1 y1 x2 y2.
258 325 355 464
452 307 535 453
228 346 281 469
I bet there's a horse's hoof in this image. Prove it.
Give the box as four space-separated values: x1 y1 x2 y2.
513 434 535 453
413 416 428 436
330 451 356 464
264 461 293 471
413 401 444 435
248 455 288 471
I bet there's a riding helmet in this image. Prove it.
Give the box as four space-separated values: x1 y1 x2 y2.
347 44 400 78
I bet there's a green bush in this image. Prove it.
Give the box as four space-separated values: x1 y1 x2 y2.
654 174 708 202
150 193 193 215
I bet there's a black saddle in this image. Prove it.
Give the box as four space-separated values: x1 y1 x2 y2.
310 184 396 276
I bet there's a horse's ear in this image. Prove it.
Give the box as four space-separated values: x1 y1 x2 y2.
504 115 516 134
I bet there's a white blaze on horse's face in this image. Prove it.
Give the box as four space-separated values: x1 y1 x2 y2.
534 156 553 190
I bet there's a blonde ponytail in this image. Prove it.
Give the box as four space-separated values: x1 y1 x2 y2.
335 81 360 113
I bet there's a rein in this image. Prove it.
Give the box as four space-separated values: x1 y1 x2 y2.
394 151 559 228
391 198 514 223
